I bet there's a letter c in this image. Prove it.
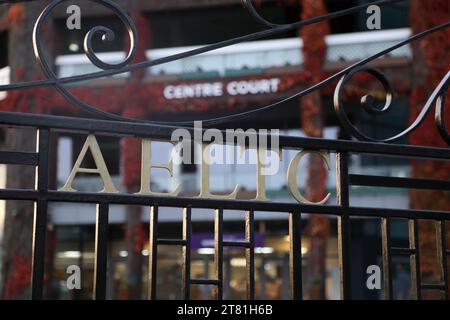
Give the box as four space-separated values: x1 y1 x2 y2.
287 150 331 204
164 86 175 99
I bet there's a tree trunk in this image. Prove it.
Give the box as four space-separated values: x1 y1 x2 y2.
121 2 151 299
299 0 330 300
0 2 54 299
409 0 450 300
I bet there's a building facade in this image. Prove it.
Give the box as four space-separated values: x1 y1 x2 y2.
0 0 415 299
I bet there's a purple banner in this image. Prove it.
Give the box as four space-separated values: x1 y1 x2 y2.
191 232 264 250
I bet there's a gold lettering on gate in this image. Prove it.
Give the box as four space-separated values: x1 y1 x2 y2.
255 147 281 201
287 150 331 205
199 143 240 199
136 139 180 196
59 136 336 204
59 135 118 193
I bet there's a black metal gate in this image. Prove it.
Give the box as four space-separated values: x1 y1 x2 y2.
0 0 449 300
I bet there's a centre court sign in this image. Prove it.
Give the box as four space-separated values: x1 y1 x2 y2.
163 78 281 100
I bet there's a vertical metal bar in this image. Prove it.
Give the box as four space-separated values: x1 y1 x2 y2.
35 129 49 192
93 202 109 300
409 219 421 300
148 205 158 300
259 255 267 299
289 211 303 300
32 200 47 300
213 208 223 300
182 207 192 300
437 220 449 299
245 210 255 300
224 257 231 298
336 152 351 300
31 129 49 300
381 217 392 300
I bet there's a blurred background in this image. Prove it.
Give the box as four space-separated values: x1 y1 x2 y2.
0 0 448 300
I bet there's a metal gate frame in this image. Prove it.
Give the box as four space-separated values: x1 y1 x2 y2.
0 0 449 300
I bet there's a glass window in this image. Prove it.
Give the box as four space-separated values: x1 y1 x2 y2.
0 31 7 68
147 3 298 49
359 99 409 166
326 0 410 34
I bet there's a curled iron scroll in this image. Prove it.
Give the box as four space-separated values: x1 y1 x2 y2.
241 0 283 28
24 0 408 124
33 0 138 120
434 72 450 145
0 0 448 146
243 0 449 146
333 67 450 144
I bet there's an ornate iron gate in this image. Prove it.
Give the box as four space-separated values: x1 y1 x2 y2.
0 0 449 300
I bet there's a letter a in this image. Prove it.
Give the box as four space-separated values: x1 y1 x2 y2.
366 265 381 290
66 5 81 30
66 265 81 290
366 5 381 30
59 135 118 193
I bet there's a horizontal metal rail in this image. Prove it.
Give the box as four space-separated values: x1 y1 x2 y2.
0 112 449 160
349 175 450 190
0 151 39 166
0 188 449 220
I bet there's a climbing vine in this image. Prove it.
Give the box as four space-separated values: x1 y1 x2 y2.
409 0 450 287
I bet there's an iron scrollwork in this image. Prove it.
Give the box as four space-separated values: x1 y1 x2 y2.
33 0 138 121
434 72 450 145
0 0 448 145
333 66 450 144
